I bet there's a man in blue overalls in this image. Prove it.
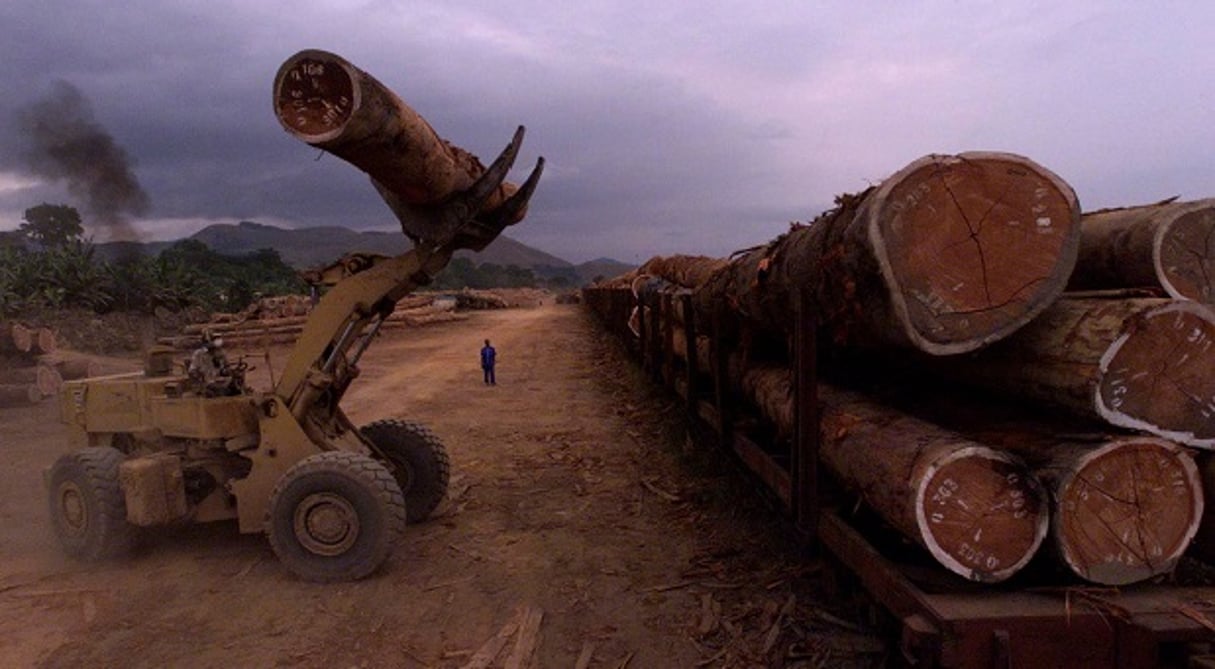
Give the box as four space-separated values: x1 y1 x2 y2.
481 339 497 385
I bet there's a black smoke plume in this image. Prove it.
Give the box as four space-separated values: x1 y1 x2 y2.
15 80 149 239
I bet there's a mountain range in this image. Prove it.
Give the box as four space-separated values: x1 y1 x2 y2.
96 221 634 286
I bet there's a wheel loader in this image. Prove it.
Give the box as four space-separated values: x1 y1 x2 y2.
46 49 544 582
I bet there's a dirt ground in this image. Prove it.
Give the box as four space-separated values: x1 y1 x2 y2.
0 304 883 668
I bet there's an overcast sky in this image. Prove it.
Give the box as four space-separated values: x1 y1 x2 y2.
0 2 1211 264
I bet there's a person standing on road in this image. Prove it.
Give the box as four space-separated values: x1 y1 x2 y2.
480 339 497 385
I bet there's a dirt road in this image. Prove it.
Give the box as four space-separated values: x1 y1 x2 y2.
0 304 874 668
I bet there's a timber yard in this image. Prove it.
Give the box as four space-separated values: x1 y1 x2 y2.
3 41 1215 669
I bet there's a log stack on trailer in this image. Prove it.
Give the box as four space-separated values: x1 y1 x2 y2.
582 158 1215 663
1069 198 1215 302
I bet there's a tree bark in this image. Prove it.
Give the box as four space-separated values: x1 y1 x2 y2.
272 49 524 230
691 153 1081 355
1069 198 1215 302
636 255 728 291
42 356 102 380
737 364 1048 582
934 297 1215 448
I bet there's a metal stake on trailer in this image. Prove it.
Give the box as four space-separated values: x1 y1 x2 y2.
792 287 820 547
681 294 698 414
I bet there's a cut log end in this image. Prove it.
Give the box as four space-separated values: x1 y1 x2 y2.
1053 439 1202 585
11 364 63 396
273 50 359 142
1159 205 1215 302
873 152 1080 353
1 321 33 354
0 383 42 407
33 328 56 355
915 447 1048 583
1097 301 1215 447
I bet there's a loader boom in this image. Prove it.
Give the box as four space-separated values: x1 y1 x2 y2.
50 48 544 582
227 54 544 535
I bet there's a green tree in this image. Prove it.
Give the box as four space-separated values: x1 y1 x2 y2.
20 204 84 248
0 230 25 248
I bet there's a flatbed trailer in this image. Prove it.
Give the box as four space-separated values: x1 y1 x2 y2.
582 285 1215 668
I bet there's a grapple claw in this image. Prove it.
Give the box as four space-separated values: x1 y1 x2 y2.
464 125 526 207
381 125 543 253
457 156 546 252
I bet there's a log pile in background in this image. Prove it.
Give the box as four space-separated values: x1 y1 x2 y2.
160 293 468 351
0 323 103 408
0 321 55 357
583 154 1215 588
0 321 66 408
158 287 546 353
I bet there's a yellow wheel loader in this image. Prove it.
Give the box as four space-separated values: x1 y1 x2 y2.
47 49 544 582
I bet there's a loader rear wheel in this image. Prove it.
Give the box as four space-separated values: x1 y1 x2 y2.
47 447 135 560
267 451 405 582
361 419 450 523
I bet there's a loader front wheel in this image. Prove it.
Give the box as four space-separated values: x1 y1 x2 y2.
361 419 450 523
47 447 135 560
267 451 405 582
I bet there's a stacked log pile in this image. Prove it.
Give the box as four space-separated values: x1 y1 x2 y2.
156 287 543 352
584 154 1215 588
0 322 99 408
0 321 58 406
157 293 467 351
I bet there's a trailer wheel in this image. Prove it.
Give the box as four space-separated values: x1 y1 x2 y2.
267 451 405 582
47 447 135 560
361 419 450 523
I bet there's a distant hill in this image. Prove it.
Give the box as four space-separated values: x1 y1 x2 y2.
94 221 633 286
575 258 636 283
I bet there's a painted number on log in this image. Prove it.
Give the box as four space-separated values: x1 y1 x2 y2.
929 478 958 506
957 542 1001 571
927 477 1004 569
887 183 932 216
280 60 351 132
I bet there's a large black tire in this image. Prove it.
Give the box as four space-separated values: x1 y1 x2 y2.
361 419 451 523
46 447 135 560
267 451 405 582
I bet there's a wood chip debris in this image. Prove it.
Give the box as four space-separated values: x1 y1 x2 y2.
573 641 597 669
640 478 681 502
459 604 544 669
